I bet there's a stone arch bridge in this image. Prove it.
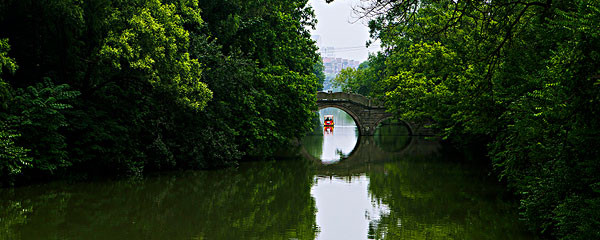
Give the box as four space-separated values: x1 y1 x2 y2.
317 92 433 136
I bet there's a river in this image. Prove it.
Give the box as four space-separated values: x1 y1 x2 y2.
0 108 534 239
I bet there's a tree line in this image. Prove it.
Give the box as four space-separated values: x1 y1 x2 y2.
332 0 600 239
0 0 324 186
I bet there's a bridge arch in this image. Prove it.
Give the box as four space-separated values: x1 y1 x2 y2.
372 116 414 137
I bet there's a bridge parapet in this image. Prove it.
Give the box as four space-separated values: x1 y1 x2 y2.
316 92 384 108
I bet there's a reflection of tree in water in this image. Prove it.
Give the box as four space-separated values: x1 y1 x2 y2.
307 136 534 239
302 134 324 162
0 160 318 240
365 156 535 240
335 148 349 159
373 123 411 153
0 198 27 240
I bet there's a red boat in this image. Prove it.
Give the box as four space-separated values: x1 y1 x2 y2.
324 115 334 126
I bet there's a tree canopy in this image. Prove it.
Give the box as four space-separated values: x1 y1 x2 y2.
0 0 322 184
329 0 600 238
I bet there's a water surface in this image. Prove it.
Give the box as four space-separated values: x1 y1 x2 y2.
0 108 535 239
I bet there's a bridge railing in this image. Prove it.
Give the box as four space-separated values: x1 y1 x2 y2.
317 92 385 108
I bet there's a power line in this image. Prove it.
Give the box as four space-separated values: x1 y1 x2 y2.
320 45 380 51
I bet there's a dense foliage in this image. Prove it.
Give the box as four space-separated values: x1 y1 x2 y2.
0 0 321 185
332 0 600 238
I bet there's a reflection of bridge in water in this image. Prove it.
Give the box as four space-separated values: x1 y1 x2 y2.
300 135 441 175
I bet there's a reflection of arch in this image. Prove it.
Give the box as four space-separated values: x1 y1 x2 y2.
373 125 413 153
299 134 414 164
299 136 442 176
316 92 432 136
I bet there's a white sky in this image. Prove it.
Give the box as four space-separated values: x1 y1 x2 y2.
308 0 381 62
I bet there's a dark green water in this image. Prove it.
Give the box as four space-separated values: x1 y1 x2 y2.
0 108 534 239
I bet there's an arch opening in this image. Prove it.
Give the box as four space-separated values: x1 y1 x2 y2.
373 117 413 136
301 106 360 164
317 105 362 132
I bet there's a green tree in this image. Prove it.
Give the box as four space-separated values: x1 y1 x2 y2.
0 0 322 183
0 39 31 185
332 0 600 238
313 60 326 91
0 39 16 107
196 0 320 157
6 79 79 176
332 54 386 97
0 0 215 177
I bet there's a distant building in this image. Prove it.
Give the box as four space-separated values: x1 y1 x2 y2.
322 57 360 75
311 35 360 75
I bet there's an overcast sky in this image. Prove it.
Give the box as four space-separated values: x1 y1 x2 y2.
308 0 381 62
